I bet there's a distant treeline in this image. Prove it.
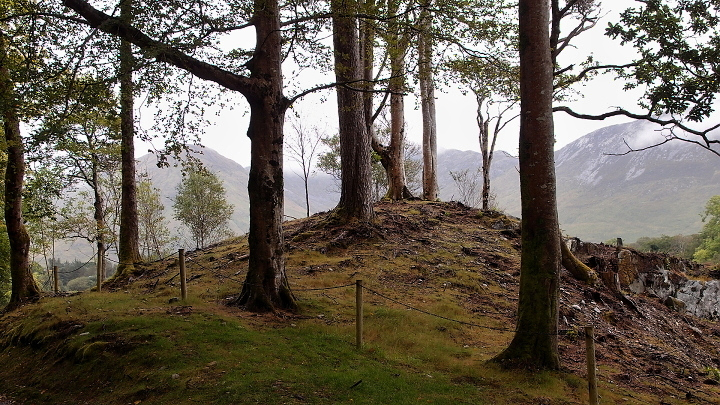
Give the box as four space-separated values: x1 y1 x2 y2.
628 234 702 261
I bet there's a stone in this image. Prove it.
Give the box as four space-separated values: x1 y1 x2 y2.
663 296 686 313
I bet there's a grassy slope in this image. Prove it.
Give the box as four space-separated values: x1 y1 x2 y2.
0 201 717 404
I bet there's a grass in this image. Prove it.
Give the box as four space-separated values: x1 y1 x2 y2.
0 201 694 404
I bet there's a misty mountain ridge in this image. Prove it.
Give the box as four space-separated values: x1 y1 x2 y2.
134 119 719 250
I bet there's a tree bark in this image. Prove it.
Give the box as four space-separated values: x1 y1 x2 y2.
0 35 40 310
115 0 141 277
386 46 410 200
91 152 106 288
234 0 296 312
477 101 493 211
418 4 438 201
332 0 374 222
381 0 411 200
560 239 598 285
493 0 561 370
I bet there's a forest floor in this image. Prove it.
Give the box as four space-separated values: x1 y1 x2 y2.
0 200 719 404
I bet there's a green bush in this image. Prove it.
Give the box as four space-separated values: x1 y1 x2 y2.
66 276 96 291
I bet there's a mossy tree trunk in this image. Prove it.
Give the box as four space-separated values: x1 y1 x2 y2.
0 35 40 310
493 0 561 370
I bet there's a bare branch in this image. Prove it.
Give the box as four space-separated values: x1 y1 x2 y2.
555 106 720 154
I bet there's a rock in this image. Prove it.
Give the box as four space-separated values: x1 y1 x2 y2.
663 296 686 313
171 374 180 380
168 297 180 304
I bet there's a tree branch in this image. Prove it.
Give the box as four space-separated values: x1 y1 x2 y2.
63 0 255 96
554 106 720 153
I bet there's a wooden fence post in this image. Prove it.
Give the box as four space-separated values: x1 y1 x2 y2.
585 325 599 405
356 279 363 350
53 266 59 293
179 249 187 301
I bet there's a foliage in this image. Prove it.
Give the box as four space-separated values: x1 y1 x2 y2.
56 188 118 250
65 276 96 292
317 134 422 200
631 234 702 260
173 170 233 249
137 178 175 260
694 195 720 262
607 0 720 121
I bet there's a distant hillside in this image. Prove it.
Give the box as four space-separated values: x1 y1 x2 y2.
136 120 720 245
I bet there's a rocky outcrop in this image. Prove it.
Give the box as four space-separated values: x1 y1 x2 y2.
569 239 720 320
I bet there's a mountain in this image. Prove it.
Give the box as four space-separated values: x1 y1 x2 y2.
446 119 720 242
138 120 720 245
554 120 720 242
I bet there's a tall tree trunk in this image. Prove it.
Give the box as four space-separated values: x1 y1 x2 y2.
493 0 561 370
234 0 296 312
91 154 106 289
477 97 493 211
360 0 376 138
332 0 374 222
0 36 40 310
116 0 140 276
418 3 438 201
386 47 410 200
382 0 411 200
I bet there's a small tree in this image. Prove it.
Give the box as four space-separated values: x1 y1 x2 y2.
173 170 233 249
137 178 175 260
286 117 323 218
449 168 483 208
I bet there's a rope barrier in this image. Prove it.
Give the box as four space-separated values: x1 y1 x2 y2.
362 285 516 333
292 283 356 292
57 255 95 274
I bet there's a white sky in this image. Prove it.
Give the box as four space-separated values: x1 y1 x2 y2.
137 0 658 167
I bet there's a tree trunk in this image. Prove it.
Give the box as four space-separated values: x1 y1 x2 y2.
493 0 561 370
0 36 40 310
92 154 106 289
303 175 310 218
234 0 296 312
332 0 374 222
560 239 598 284
386 51 409 200
383 2 411 200
418 4 438 201
478 112 492 211
360 0 376 138
116 0 141 277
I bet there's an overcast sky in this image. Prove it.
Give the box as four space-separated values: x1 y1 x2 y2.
136 0 684 167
